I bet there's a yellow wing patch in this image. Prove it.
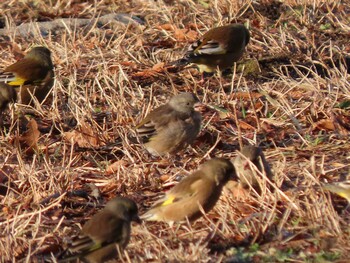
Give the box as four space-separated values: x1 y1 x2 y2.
162 195 176 206
338 192 349 199
8 77 26 86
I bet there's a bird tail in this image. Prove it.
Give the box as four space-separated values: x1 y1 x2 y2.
166 56 201 73
168 58 190 67
57 237 109 263
166 58 190 68
140 200 168 221
56 251 80 263
139 211 153 220
139 210 159 221
140 210 174 227
69 235 97 253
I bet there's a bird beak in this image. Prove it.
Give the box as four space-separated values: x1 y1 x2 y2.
194 102 205 111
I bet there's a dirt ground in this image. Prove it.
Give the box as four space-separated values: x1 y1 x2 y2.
0 0 349 262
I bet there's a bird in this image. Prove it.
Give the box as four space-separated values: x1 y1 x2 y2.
322 181 350 207
141 158 237 225
172 24 250 73
233 145 273 194
134 93 201 156
58 197 141 263
0 46 54 105
0 83 16 113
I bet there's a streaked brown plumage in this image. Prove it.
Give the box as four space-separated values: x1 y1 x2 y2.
173 24 250 73
135 93 201 156
0 46 54 105
59 197 140 263
141 158 237 225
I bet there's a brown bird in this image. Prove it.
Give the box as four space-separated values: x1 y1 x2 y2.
135 93 201 156
141 158 237 225
59 197 141 263
173 24 250 73
233 145 273 194
0 46 54 105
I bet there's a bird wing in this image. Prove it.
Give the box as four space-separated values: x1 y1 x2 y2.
2 58 49 86
140 172 217 222
192 39 226 55
135 116 157 139
135 105 179 142
71 212 124 253
157 172 206 207
323 183 350 202
185 32 228 58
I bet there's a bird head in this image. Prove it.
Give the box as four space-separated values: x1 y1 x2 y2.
106 197 141 223
25 46 53 68
169 93 200 114
201 158 237 186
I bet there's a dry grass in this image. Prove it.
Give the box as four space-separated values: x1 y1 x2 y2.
0 0 349 262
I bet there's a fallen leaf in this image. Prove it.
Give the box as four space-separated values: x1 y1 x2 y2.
260 122 275 133
252 19 261 29
184 29 198 41
230 91 263 100
253 101 264 112
2 206 10 216
174 28 186 41
260 118 287 127
238 120 256 130
160 174 170 182
118 61 138 69
174 28 198 42
132 63 165 79
157 24 198 42
63 121 100 148
157 24 176 31
106 160 128 175
132 69 159 78
152 62 165 72
19 119 40 153
288 90 308 100
312 119 335 131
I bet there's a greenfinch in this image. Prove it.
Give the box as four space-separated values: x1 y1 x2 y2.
141 158 237 225
0 83 16 113
59 197 141 263
233 145 273 194
323 181 350 205
173 24 250 73
135 93 201 156
0 46 54 105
